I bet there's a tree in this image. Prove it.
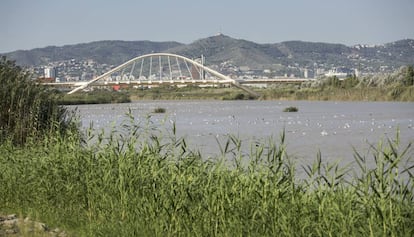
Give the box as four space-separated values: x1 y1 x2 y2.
0 56 74 145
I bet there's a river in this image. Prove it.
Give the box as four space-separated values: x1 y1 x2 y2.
70 100 414 169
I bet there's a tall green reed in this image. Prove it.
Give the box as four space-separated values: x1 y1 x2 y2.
0 56 75 145
0 112 413 236
350 131 414 236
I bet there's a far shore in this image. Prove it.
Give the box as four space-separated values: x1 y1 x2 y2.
58 85 414 105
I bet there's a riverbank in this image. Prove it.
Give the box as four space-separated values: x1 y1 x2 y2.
141 84 414 101
58 85 414 105
58 90 131 105
55 65 414 104
260 85 414 101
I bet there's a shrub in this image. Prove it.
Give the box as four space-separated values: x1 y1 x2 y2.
283 106 298 112
234 93 245 100
153 107 166 113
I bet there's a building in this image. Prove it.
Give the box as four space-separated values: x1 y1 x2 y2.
44 67 56 79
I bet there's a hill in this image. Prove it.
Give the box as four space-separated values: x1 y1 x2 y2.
169 35 414 73
2 35 414 75
167 34 281 68
4 40 183 66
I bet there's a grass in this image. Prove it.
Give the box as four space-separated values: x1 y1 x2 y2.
0 114 413 236
126 84 414 102
260 84 414 101
56 81 414 103
59 90 131 105
129 86 257 101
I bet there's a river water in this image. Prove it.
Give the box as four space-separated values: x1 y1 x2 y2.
70 100 414 169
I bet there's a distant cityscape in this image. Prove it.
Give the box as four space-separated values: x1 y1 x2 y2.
31 57 366 83
32 59 114 82
4 35 412 83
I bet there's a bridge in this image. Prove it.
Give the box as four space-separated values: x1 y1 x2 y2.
42 53 312 97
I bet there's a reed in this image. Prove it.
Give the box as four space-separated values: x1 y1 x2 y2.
0 114 413 236
0 57 75 145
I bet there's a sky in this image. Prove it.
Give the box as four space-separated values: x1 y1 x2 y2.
1 0 414 53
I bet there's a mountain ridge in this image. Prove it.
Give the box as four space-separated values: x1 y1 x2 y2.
2 35 414 74
3 40 183 66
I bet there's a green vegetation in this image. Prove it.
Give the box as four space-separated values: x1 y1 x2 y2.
1 57 413 236
1 116 413 236
0 56 74 145
125 80 413 102
153 107 166 113
49 65 414 104
128 86 255 101
126 65 414 102
283 106 298 112
403 65 414 86
59 90 131 105
261 66 414 101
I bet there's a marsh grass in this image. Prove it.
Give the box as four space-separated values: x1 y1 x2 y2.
0 114 413 236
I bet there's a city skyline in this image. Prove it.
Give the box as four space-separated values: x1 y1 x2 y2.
1 0 414 53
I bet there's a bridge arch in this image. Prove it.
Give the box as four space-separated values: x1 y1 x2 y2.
68 53 259 97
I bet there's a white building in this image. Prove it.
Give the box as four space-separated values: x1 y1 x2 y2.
304 69 308 78
44 67 56 78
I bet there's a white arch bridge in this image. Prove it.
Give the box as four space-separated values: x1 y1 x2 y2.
64 53 260 97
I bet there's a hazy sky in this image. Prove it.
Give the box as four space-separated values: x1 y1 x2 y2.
1 0 413 53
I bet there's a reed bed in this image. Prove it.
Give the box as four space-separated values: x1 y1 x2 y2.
0 57 75 145
1 114 413 236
